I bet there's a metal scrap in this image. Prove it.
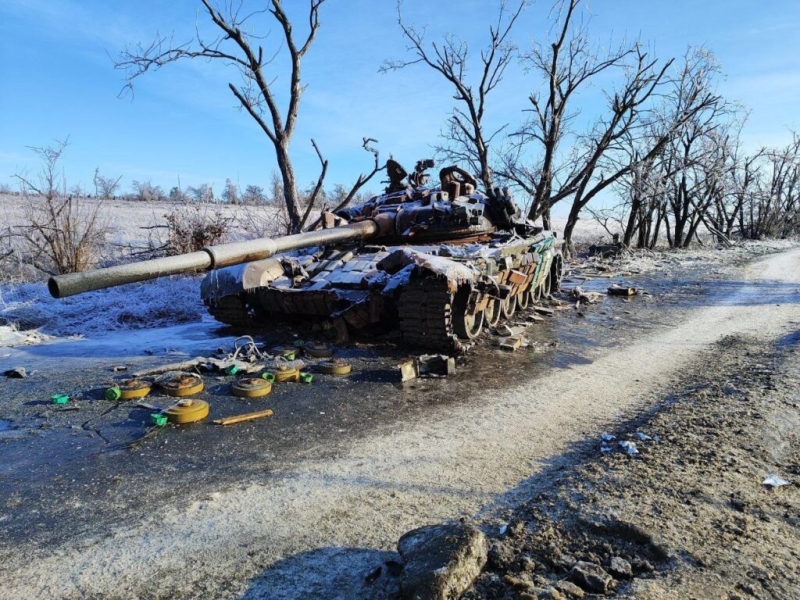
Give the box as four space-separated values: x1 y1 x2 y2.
399 354 457 382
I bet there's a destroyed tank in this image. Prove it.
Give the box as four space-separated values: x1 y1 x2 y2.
48 160 563 351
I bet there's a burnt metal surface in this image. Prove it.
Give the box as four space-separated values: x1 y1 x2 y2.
200 160 564 351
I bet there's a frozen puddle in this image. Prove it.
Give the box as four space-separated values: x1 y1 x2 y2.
1 320 236 365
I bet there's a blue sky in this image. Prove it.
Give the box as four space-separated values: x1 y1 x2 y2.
1 0 798 208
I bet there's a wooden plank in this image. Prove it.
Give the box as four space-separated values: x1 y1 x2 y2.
214 409 274 426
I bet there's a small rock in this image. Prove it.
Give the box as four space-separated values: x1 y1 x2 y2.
631 559 655 574
530 587 566 600
519 556 537 572
554 580 585 598
397 522 488 600
3 367 27 379
507 519 526 537
552 553 576 571
488 541 516 569
568 561 613 594
608 556 632 579
503 574 533 591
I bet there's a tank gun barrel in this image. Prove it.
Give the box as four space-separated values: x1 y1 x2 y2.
48 219 381 298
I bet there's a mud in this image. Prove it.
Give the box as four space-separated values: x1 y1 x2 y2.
465 331 800 599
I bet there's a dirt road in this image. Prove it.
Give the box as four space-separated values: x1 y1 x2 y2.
1 246 798 599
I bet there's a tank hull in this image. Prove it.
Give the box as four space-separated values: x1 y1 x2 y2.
201 230 562 351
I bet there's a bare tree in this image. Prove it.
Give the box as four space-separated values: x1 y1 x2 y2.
243 184 266 205
130 179 165 202
187 183 214 203
742 133 800 239
12 140 108 275
384 0 527 191
93 168 123 199
116 0 328 233
500 0 638 229
221 178 240 204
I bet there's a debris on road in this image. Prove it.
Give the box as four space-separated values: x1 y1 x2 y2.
619 440 639 455
3 367 28 379
762 474 790 488
608 285 639 296
50 393 69 405
213 409 274 426
398 354 457 382
569 286 604 305
499 335 524 352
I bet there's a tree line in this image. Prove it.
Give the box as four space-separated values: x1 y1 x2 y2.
6 0 797 269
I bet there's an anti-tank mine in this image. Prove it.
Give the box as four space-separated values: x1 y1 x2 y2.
49 159 563 352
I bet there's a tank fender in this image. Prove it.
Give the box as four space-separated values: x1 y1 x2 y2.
377 248 478 293
200 258 285 301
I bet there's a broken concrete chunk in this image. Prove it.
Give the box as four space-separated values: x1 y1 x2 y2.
500 335 524 352
554 580 585 598
568 561 613 594
608 556 632 579
397 522 488 600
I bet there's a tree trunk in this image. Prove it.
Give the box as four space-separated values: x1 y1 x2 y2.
275 139 301 234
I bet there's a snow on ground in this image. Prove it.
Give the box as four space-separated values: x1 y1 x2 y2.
0 276 206 346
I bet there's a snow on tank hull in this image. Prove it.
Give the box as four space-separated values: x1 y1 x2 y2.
200 159 563 351
201 231 562 352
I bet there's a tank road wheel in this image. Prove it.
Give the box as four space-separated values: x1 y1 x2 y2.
541 270 552 299
531 278 543 303
549 254 564 293
517 285 530 310
500 294 517 319
485 298 502 327
452 287 484 340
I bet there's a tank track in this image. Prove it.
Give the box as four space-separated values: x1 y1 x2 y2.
397 277 466 352
206 296 255 328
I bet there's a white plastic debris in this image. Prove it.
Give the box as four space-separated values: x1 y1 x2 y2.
499 523 508 535
600 432 616 442
762 474 790 488
634 431 652 441
600 445 613 454
619 441 639 455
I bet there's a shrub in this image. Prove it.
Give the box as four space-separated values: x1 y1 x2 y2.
13 141 109 276
148 203 235 255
